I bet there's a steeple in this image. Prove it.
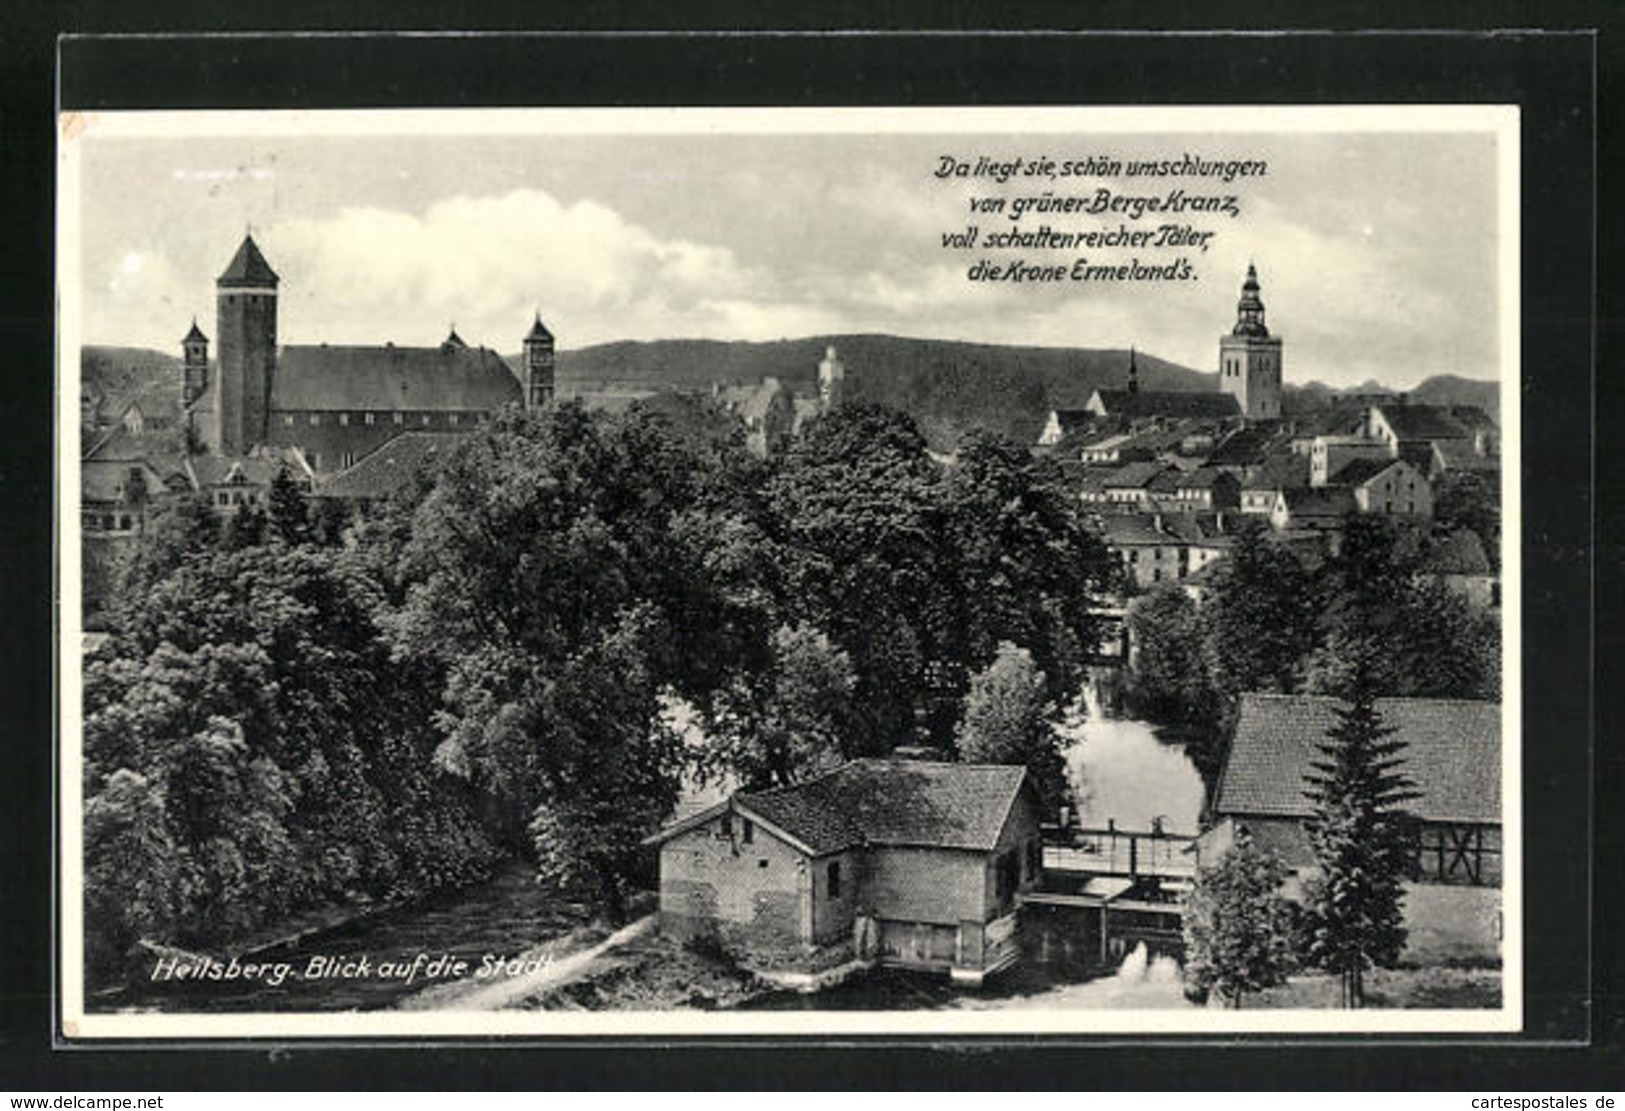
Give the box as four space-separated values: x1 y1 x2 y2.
217 234 280 290
181 317 210 409
1218 261 1283 421
1127 346 1140 395
1232 262 1269 337
441 324 467 352
521 312 556 412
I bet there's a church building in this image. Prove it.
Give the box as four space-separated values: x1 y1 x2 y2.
186 235 554 473
1218 263 1283 421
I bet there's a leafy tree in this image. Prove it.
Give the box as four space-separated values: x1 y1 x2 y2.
1125 586 1219 727
1201 525 1317 703
941 430 1113 713
1182 827 1297 1008
82 770 180 982
1300 651 1420 1007
765 402 950 752
82 543 497 979
1433 473 1500 568
954 642 1071 818
703 623 855 790
394 404 734 912
266 466 311 545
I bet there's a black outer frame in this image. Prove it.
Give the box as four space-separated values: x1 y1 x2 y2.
3 25 1601 1089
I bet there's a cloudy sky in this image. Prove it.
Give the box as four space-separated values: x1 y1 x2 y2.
70 111 1508 389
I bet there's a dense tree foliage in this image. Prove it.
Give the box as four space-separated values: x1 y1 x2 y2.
954 642 1072 819
1182 827 1297 1008
82 544 497 984
76 399 1115 973
1123 514 1500 767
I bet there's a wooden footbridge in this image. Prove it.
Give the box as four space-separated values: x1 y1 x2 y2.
1022 822 1200 964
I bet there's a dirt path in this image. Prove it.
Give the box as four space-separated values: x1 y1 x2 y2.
410 915 656 1011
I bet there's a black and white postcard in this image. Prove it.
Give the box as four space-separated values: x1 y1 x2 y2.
58 104 1520 1038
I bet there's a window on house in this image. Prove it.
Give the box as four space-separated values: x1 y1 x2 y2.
742 819 754 844
394 413 404 425
284 415 295 426
365 412 376 425
828 861 841 898
720 813 732 837
449 414 460 426
421 414 431 425
309 414 321 425
339 413 350 426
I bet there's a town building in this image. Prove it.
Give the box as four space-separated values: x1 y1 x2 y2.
1417 528 1499 609
645 758 1041 987
1203 692 1502 961
1218 263 1283 421
186 236 550 473
1330 456 1434 518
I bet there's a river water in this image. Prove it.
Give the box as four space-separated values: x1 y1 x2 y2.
1066 683 1205 835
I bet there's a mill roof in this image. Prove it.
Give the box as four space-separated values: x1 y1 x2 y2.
1091 389 1242 420
647 759 1030 855
1214 693 1501 825
217 235 280 288
270 344 523 413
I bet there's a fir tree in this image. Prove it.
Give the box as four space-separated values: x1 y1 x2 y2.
1300 645 1420 1007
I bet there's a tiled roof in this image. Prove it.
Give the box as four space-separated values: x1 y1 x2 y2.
1090 389 1241 420
1281 486 1356 518
1215 693 1500 825
315 431 460 501
270 344 523 413
217 235 280 288
188 454 282 487
1103 461 1166 489
1374 403 1475 442
1432 440 1500 474
735 759 1029 854
1241 453 1309 491
1328 456 1402 487
1175 466 1233 490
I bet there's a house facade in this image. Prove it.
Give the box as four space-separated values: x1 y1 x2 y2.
1203 693 1502 961
646 759 1041 986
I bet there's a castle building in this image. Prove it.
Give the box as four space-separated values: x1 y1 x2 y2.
189 236 553 473
1218 263 1283 421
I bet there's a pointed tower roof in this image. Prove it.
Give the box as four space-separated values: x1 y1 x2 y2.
1232 263 1269 337
1127 346 1140 394
442 324 467 349
525 313 554 343
182 318 208 344
217 234 280 289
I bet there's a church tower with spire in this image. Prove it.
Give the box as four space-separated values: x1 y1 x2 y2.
181 318 209 408
214 234 280 455
1218 263 1282 421
521 314 556 412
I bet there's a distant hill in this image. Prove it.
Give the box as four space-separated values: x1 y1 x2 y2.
80 338 1501 453
556 335 1213 447
1407 374 1499 413
81 346 182 397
